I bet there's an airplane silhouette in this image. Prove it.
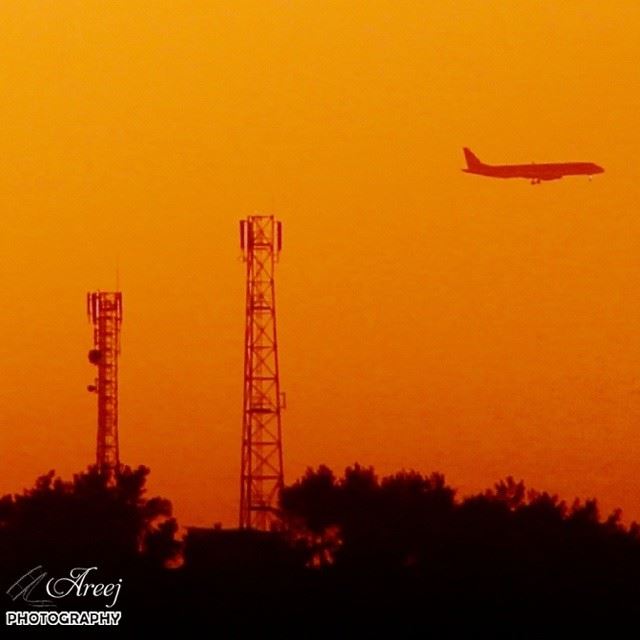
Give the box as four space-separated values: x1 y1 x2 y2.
462 148 604 185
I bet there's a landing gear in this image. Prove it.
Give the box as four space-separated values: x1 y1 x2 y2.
530 178 541 185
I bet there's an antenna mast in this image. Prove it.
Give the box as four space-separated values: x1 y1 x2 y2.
87 291 123 477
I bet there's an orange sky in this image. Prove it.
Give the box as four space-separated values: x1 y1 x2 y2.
1 1 640 527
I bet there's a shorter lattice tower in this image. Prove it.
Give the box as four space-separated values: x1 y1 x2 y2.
87 291 123 476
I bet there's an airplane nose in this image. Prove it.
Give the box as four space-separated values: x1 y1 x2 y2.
596 164 605 173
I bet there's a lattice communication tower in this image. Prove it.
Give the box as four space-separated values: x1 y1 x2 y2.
239 215 285 530
87 291 123 476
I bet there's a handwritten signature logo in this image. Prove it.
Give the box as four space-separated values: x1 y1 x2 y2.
6 566 122 610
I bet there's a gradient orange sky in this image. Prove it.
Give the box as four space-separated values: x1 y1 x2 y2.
1 1 640 527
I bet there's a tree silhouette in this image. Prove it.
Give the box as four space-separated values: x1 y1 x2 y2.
0 465 179 574
280 464 640 626
281 464 456 567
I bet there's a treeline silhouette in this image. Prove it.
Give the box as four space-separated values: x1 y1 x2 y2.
0 466 179 575
282 465 640 629
2 463 640 632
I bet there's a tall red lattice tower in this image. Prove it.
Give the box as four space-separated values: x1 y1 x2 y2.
87 291 123 476
239 215 285 530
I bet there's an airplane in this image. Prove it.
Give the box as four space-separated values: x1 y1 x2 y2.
462 148 604 185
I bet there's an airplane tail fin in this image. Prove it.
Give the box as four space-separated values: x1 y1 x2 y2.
463 147 483 170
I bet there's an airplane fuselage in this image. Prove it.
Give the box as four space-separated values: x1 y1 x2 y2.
462 148 604 184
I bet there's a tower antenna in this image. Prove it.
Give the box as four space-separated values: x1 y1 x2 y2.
87 291 123 479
